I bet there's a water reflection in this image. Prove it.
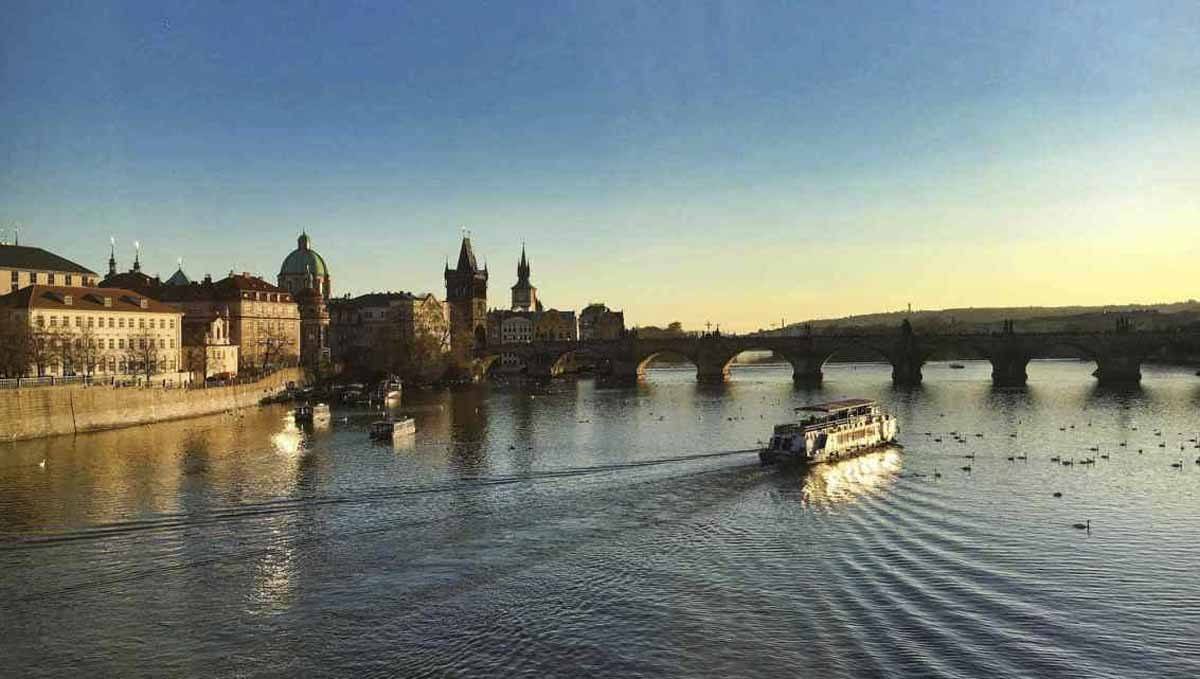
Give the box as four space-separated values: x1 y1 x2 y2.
771 448 903 507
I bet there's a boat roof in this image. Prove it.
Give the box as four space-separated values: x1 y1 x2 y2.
795 398 876 413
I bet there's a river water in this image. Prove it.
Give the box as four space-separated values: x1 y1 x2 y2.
2 360 1199 678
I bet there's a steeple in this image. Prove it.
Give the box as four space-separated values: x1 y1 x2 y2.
298 230 310 251
132 241 141 272
108 237 117 277
516 242 530 282
455 233 480 273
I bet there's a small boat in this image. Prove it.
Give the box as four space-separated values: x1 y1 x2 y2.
370 417 416 441
294 403 331 423
760 399 898 466
376 378 403 402
949 363 966 369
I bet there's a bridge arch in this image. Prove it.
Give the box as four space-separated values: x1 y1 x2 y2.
635 350 701 381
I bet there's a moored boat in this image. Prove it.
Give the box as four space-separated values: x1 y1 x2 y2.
294 402 331 423
760 399 898 465
370 416 416 441
376 378 403 402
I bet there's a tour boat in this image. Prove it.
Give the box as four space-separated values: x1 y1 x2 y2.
370 417 416 441
294 403 331 423
760 399 898 465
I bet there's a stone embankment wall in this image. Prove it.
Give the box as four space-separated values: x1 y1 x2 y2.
0 368 304 442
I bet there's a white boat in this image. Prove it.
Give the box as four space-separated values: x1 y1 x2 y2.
760 398 898 465
370 417 416 441
376 378 403 402
293 403 331 423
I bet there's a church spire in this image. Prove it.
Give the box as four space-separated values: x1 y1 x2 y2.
517 242 530 282
108 236 117 277
132 241 141 272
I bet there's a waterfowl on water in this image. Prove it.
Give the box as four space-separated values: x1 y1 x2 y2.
1053 492 1063 498
960 466 972 472
1073 520 1090 530
1171 461 1183 469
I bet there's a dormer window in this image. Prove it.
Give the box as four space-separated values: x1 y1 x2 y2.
64 295 73 306
139 299 149 309
103 296 112 308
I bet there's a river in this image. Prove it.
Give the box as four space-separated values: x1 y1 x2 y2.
2 360 1199 678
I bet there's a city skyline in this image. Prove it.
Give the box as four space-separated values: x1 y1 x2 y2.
4 1 1199 331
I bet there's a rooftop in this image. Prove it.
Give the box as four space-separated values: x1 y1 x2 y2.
1 285 182 315
0 244 96 276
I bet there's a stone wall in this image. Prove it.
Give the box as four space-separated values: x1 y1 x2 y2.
0 368 303 442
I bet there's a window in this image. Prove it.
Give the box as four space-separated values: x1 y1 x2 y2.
169 339 175 348
108 339 114 349
35 315 44 327
118 339 125 349
74 317 81 328
108 318 114 328
48 273 56 284
9 270 16 284
118 318 125 328
49 316 57 327
66 275 73 286
159 319 165 329
138 319 145 329
87 317 94 328
169 319 175 328
159 339 165 349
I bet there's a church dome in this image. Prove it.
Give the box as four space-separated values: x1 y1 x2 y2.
280 232 329 278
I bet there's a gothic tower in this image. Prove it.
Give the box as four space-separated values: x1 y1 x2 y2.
444 234 489 371
510 244 538 311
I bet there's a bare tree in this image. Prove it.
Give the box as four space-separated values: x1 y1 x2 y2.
257 324 293 374
75 324 105 376
125 327 161 381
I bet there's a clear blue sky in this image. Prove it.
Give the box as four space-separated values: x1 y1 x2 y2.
3 1 1198 330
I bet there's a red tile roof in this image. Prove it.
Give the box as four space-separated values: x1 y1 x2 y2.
1 285 183 315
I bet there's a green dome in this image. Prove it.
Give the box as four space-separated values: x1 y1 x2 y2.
280 232 329 277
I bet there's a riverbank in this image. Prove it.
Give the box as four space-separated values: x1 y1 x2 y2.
0 367 304 442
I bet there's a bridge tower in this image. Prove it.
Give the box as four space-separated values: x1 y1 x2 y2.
445 234 489 377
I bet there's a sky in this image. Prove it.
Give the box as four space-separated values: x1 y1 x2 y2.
2 1 1199 332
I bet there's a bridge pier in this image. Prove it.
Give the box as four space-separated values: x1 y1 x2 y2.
787 354 824 385
695 357 731 384
891 356 924 386
1094 355 1142 385
990 355 1030 387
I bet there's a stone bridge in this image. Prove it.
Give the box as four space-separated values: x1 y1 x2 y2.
477 322 1200 387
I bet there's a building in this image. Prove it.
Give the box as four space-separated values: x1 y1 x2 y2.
329 291 449 378
278 232 332 300
156 273 300 373
0 284 183 378
444 235 489 372
579 303 626 340
510 244 539 312
277 232 332 367
181 312 239 380
1 242 99 296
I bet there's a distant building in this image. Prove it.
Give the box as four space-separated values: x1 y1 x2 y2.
0 285 183 378
156 273 300 373
329 291 449 376
0 242 99 295
510 244 539 312
444 235 489 372
182 312 239 380
579 303 625 340
485 247 577 372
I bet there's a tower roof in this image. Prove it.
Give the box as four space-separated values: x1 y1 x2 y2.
455 236 480 272
165 266 191 286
